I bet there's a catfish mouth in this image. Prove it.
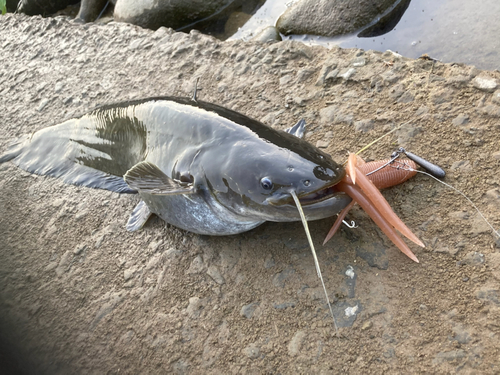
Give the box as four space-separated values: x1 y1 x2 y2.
267 182 340 206
298 183 339 206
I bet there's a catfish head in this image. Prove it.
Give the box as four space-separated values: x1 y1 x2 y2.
201 130 351 222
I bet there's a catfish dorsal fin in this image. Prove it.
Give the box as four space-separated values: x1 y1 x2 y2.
285 119 306 138
124 161 194 195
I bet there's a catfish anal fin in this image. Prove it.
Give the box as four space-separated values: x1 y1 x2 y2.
126 200 152 232
124 161 194 195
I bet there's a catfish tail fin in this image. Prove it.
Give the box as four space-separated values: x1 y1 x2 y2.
0 135 31 164
0 128 136 194
1 103 151 195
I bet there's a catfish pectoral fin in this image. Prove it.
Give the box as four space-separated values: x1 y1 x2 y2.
126 200 152 232
124 161 194 195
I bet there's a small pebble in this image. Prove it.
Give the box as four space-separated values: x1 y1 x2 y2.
457 251 485 266
361 321 373 331
73 244 87 255
251 26 281 43
37 98 50 112
339 68 356 80
316 140 329 148
206 265 225 285
452 114 469 126
186 297 204 319
124 268 135 281
242 344 260 359
472 76 498 92
240 302 259 319
288 330 306 357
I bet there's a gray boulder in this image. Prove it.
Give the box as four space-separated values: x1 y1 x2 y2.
76 0 110 22
6 0 22 12
16 0 112 22
17 0 80 15
276 0 398 37
114 0 261 31
357 0 410 38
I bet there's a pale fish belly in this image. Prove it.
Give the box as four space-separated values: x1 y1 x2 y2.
139 192 264 235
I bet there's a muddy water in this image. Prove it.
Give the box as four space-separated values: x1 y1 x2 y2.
230 0 500 70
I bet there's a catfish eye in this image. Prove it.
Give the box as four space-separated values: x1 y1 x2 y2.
260 177 273 190
303 180 311 187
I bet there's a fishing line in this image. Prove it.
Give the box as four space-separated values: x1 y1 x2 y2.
352 124 403 159
353 134 498 240
414 169 500 239
375 162 500 240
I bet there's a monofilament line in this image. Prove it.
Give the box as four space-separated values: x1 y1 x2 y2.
290 190 339 332
354 124 402 158
392 164 500 239
416 170 500 239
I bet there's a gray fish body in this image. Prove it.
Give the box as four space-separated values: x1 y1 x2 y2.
0 97 351 235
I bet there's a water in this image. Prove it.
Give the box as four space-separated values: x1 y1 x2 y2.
229 0 500 71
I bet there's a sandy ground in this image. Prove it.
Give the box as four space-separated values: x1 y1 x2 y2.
0 14 499 374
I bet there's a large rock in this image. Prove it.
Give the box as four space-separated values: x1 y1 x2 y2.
357 0 410 37
114 0 261 31
75 0 110 22
6 0 22 12
17 0 80 15
276 0 398 37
